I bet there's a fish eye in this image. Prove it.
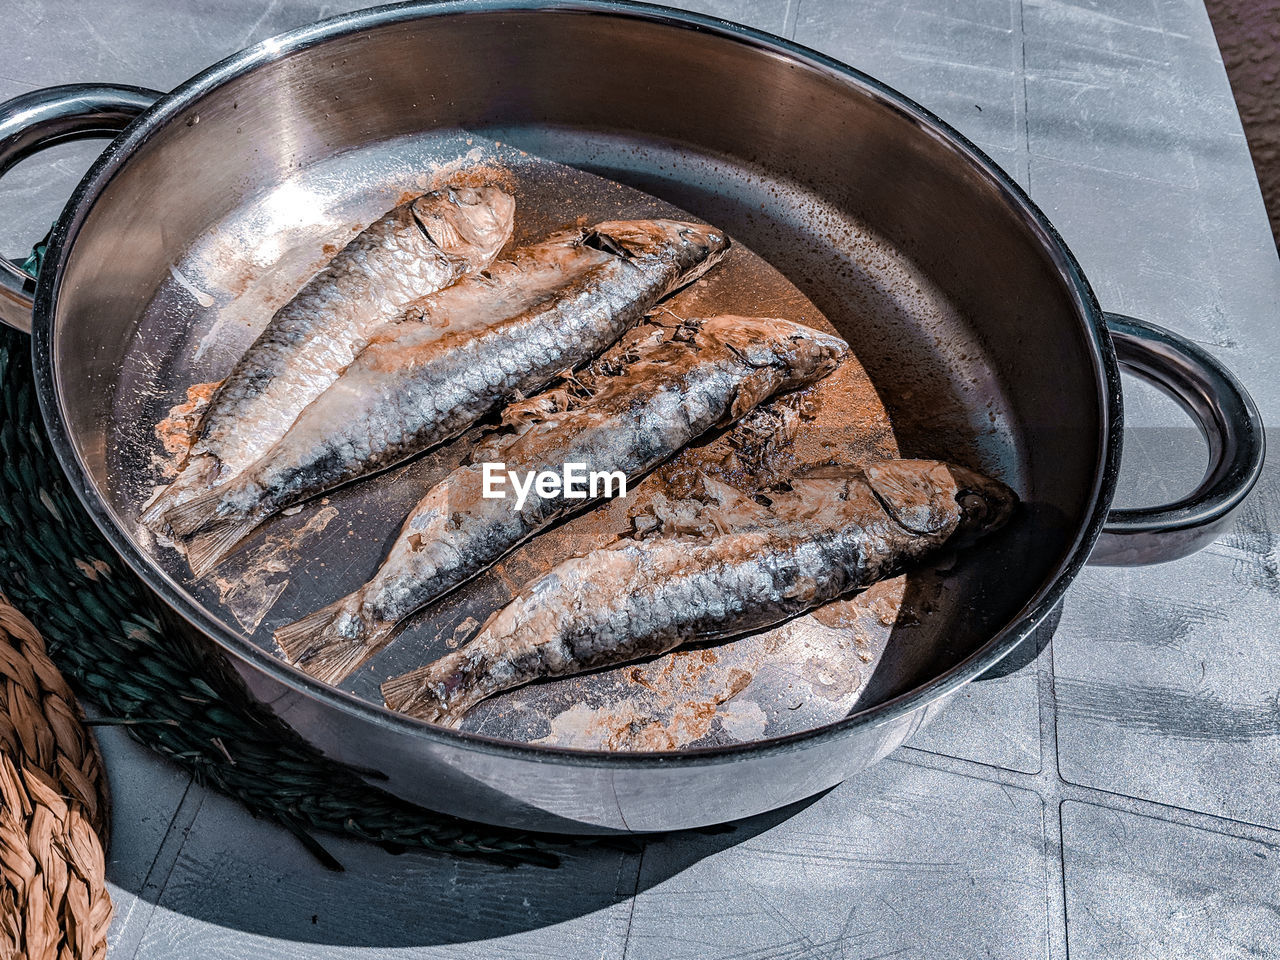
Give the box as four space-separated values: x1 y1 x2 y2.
958 492 989 520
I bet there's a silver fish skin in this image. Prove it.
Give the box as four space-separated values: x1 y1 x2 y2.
381 460 1017 724
141 185 516 527
276 314 848 683
166 219 730 575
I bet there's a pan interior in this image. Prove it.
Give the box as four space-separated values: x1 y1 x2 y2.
108 135 925 749
47 8 1101 753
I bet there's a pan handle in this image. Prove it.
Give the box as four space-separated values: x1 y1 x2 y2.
1089 313 1265 566
0 84 160 333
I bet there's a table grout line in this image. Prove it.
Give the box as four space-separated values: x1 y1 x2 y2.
618 842 646 960
1150 0 1239 353
108 779 207 960
1040 638 1070 960
1017 0 1033 192
782 0 801 39
899 671 1280 851
899 743 1280 837
1054 799 1071 960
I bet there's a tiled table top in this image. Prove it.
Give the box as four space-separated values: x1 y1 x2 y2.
2 1 1278 957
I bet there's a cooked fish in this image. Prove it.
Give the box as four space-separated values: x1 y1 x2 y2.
165 219 730 575
381 460 1017 725
141 184 516 528
276 314 848 683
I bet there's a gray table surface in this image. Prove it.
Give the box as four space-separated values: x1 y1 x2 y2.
3 0 1279 957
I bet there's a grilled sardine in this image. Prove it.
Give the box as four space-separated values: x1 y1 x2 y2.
142 185 516 527
382 461 1017 725
277 314 847 683
166 219 730 574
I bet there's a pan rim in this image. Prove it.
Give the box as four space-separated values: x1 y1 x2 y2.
30 0 1123 772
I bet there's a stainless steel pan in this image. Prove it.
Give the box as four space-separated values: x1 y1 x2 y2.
0 0 1263 833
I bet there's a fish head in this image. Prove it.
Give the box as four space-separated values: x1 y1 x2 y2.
711 316 849 384
412 185 515 262
864 459 1017 541
698 317 848 419
945 463 1018 540
587 219 731 278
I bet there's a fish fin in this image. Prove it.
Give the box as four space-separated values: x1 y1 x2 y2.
792 462 860 481
729 375 773 421
139 455 218 529
138 488 175 528
163 483 232 538
380 666 456 723
500 389 572 429
381 666 430 712
384 651 484 726
182 516 259 578
139 498 172 531
633 476 769 540
276 602 394 685
697 475 754 511
864 460 956 535
580 228 633 259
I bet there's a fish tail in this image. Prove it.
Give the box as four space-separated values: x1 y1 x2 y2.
275 599 393 685
381 662 463 726
139 455 219 529
180 515 260 578
163 482 235 539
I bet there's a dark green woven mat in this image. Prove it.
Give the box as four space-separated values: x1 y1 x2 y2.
0 313 570 868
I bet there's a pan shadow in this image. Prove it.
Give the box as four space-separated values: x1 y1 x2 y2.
102 728 825 950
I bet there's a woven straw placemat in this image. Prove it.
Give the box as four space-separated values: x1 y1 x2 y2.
0 596 112 959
